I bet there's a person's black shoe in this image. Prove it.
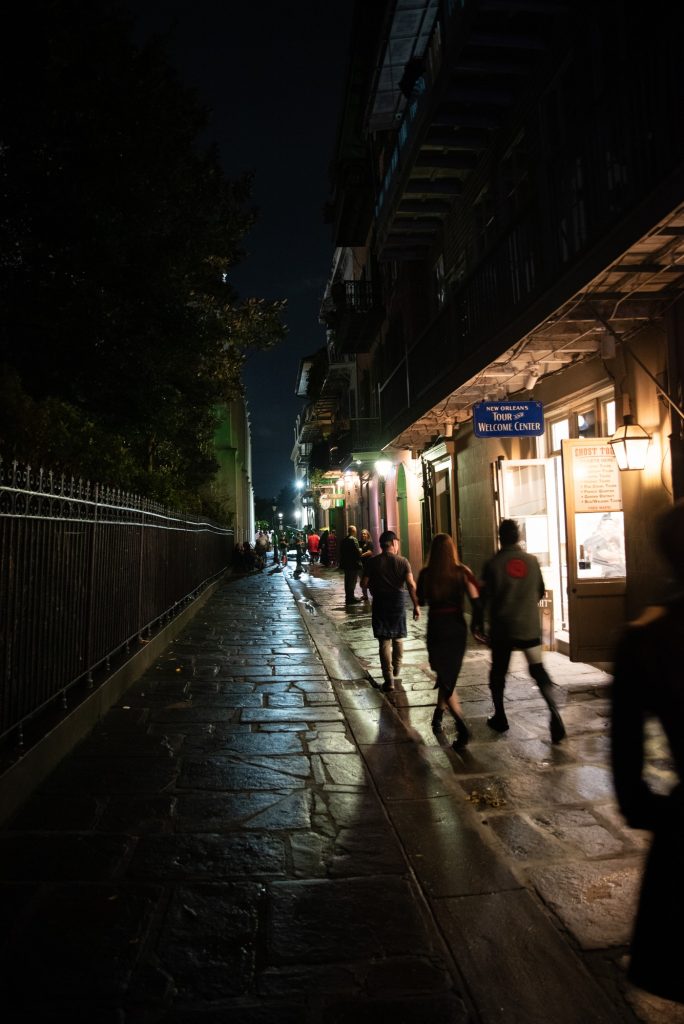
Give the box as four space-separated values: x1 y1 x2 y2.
487 713 509 733
382 680 395 692
431 708 444 733
452 715 470 748
550 709 566 743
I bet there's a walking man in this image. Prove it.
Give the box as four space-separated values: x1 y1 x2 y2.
339 525 362 604
307 530 320 563
361 530 420 691
480 519 565 742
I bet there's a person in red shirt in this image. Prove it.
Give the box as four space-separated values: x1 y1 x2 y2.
307 530 320 563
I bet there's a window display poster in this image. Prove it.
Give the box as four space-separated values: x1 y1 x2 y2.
570 444 622 513
575 511 626 579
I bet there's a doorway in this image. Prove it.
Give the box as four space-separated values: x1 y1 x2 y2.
495 458 565 646
494 442 626 662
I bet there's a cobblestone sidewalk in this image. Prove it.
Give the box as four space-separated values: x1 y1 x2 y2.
0 565 680 1023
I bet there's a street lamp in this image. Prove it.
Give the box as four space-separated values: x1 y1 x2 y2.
608 415 651 471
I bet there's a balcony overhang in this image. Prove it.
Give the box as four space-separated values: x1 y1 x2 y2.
373 3 569 261
384 204 684 450
366 0 441 133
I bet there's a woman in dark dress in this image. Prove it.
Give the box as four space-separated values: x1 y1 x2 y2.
319 529 330 566
417 533 480 750
359 528 374 601
611 500 684 1003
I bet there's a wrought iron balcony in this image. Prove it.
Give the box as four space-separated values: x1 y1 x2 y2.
321 280 384 354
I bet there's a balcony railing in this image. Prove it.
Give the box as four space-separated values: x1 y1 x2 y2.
324 280 384 354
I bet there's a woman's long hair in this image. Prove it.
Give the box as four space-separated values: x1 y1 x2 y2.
422 533 465 603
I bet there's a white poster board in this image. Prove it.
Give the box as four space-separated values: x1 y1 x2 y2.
569 443 622 513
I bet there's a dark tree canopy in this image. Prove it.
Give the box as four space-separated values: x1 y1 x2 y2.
0 0 285 506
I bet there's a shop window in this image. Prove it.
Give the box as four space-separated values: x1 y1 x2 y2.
547 396 615 456
577 407 596 438
550 418 570 453
602 399 616 435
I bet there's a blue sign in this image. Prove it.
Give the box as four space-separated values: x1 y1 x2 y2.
473 401 544 438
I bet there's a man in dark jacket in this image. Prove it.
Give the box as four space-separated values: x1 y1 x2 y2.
339 525 362 604
481 519 565 742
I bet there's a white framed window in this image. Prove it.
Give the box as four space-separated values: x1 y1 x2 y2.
550 418 570 454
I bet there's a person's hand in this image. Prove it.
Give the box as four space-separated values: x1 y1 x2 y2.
412 606 420 621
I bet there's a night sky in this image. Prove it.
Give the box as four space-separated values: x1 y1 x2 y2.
127 1 355 499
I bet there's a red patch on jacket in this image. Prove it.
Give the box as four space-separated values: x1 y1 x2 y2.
506 557 528 579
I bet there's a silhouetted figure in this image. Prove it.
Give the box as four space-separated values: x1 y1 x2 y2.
319 529 330 566
339 525 362 604
361 530 420 691
359 528 374 601
417 533 481 750
480 518 565 742
307 530 320 563
327 528 338 568
611 499 684 1003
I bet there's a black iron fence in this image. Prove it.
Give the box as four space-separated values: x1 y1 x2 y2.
0 458 233 744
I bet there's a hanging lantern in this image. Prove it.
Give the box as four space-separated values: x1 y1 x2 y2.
608 415 651 471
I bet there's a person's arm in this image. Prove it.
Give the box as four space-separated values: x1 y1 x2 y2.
416 569 426 607
405 569 420 620
462 565 485 633
536 561 546 602
472 561 491 637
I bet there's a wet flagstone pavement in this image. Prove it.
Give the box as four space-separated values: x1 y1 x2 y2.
1 562 682 1023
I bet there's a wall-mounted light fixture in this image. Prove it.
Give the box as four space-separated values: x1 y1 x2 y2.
525 366 541 391
608 414 651 471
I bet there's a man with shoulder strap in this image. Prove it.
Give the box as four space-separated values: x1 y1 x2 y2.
361 530 420 691
339 525 362 604
481 518 566 742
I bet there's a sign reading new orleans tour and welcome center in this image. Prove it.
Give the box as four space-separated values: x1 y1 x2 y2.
473 401 544 437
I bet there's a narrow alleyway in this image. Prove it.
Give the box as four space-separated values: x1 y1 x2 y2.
0 564 679 1023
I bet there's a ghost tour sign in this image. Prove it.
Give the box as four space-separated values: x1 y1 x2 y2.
473 401 544 438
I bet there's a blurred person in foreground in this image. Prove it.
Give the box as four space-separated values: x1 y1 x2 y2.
611 499 684 1004
361 530 420 691
417 533 481 750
